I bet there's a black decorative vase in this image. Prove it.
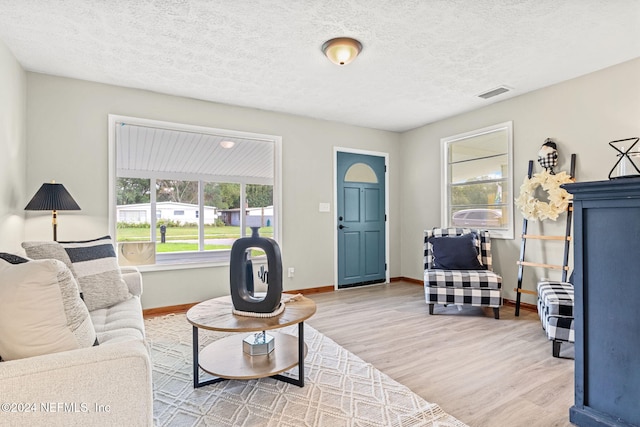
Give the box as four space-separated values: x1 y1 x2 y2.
229 227 282 313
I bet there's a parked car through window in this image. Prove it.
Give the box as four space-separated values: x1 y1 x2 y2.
452 209 502 228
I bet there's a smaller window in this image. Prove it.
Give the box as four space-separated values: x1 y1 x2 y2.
174 210 185 216
442 121 513 239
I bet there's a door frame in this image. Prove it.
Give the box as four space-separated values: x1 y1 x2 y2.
333 147 390 290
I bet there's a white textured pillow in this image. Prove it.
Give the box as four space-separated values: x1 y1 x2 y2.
22 237 131 311
0 259 97 361
20 240 77 278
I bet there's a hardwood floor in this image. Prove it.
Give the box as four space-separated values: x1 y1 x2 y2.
306 281 575 427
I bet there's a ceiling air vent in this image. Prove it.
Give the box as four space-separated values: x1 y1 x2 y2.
478 86 511 99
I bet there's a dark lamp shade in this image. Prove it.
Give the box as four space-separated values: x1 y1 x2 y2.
24 183 81 211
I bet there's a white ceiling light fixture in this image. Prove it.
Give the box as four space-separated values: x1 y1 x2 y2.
322 37 362 66
220 140 235 149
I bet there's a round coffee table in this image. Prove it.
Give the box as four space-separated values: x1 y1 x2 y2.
186 294 316 388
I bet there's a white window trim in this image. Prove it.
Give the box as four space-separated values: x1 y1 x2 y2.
108 114 283 268
440 121 514 240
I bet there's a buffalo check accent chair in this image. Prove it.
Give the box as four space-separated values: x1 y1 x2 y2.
537 280 574 358
424 228 502 319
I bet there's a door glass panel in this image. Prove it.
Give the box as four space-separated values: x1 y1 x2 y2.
345 163 378 183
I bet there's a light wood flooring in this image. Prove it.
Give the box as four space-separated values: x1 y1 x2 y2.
306 281 575 427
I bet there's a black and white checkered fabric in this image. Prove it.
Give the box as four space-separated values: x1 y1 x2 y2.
538 152 558 172
426 286 502 307
423 228 502 308
546 316 574 343
425 270 501 290
537 280 574 343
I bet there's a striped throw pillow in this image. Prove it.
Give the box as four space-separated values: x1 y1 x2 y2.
23 236 131 311
58 236 132 311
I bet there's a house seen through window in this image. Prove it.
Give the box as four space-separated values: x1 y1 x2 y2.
441 121 514 239
110 115 281 265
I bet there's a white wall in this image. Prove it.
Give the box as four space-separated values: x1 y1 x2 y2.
400 57 640 305
24 73 401 308
0 40 27 253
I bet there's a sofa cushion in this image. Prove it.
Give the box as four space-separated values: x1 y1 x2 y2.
23 237 131 311
90 296 145 344
0 258 97 361
425 269 502 290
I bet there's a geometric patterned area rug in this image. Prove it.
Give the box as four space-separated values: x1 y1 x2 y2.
146 314 468 427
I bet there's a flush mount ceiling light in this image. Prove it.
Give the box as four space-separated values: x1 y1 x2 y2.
322 37 362 66
220 140 235 149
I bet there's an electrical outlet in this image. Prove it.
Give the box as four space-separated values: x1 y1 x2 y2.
288 267 295 278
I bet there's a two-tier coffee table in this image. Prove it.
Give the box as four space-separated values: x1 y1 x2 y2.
186 294 316 388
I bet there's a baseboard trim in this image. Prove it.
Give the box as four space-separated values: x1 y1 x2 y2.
143 278 527 318
295 285 335 295
143 285 336 318
502 298 537 312
143 302 197 318
398 276 423 285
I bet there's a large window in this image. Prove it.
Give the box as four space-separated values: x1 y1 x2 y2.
441 121 513 239
109 115 281 265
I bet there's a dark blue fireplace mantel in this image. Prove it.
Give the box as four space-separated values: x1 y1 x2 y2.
563 178 640 427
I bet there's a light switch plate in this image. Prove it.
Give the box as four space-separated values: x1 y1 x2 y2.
319 202 330 212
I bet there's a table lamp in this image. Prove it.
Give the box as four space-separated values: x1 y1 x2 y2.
24 181 81 241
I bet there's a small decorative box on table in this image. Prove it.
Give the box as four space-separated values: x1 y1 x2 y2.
243 331 274 356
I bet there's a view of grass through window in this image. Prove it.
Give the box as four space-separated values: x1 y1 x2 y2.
111 116 280 264
117 177 273 256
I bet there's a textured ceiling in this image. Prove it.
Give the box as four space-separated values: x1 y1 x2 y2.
0 0 639 132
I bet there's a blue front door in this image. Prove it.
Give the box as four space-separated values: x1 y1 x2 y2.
337 152 386 288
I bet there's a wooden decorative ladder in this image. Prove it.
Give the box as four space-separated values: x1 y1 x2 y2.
514 154 576 316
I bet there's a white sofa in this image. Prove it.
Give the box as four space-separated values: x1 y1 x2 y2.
0 267 153 427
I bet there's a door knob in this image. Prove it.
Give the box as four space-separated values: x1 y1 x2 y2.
338 224 349 230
